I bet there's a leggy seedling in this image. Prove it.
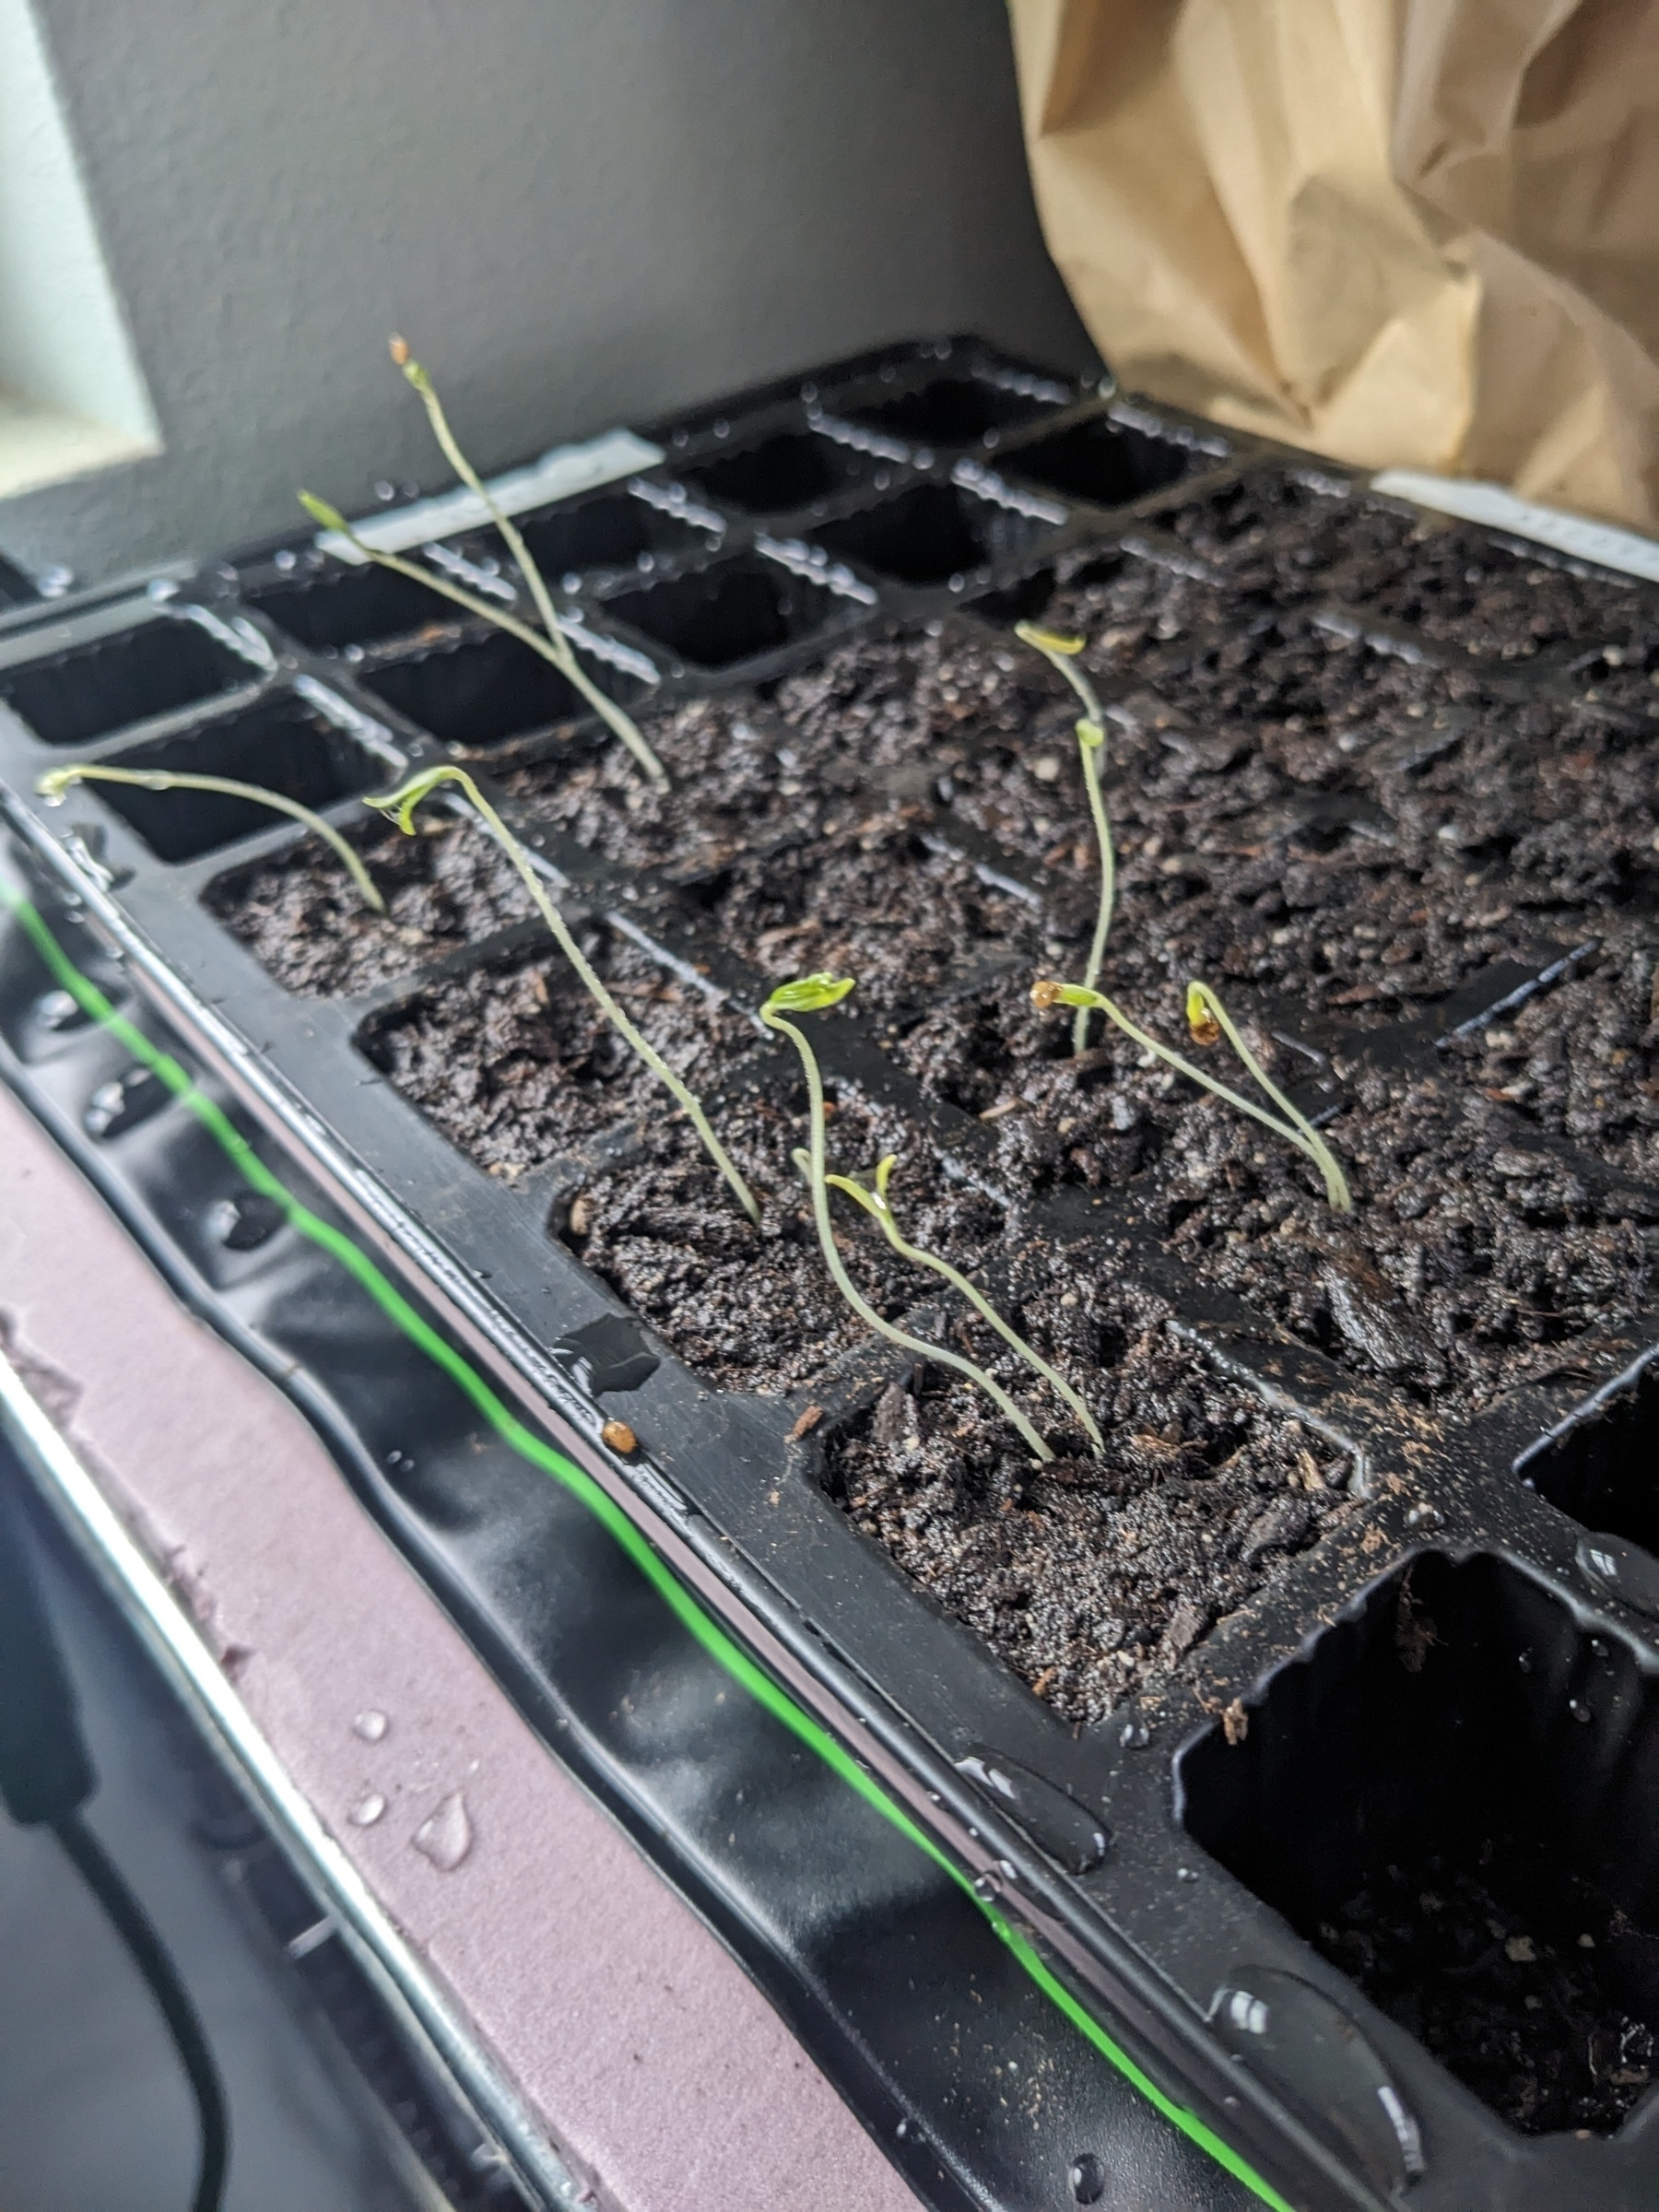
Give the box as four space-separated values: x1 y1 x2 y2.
1032 975 1352 1213
35 765 384 912
299 339 667 788
820 1150 1103 1454
760 973 1054 1463
1016 622 1113 1056
371 764 759 1226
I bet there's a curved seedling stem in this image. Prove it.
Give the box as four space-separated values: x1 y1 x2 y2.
1016 623 1113 1053
1033 977 1351 1213
1183 981 1351 1211
36 764 384 912
370 765 758 1226
762 975 1053 1463
822 1151 1102 1453
298 354 667 791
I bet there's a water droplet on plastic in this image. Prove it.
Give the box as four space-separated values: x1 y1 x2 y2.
1069 2151 1105 2204
36 988 84 1032
1120 1720 1150 1748
971 1869 1001 1900
374 479 397 502
1177 1865 1199 1882
349 1793 386 1827
274 547 297 571
1517 1650 1534 1673
1569 1698 1593 1724
353 1709 389 1743
412 1789 473 1871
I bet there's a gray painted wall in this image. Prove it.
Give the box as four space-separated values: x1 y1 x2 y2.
0 0 1090 585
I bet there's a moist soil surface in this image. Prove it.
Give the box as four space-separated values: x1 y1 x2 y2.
207 814 534 997
1313 1843 1659 2136
1149 469 1659 668
825 1279 1353 1724
201 485 1659 1692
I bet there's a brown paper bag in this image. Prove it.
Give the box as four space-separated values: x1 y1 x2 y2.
1007 0 1659 529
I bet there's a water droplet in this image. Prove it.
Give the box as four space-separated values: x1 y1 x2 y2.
274 547 297 571
349 1793 386 1827
1120 1720 1150 1748
412 1789 473 1871
1569 1698 1594 1724
1177 1865 1199 1883
352 1709 389 1743
1517 1651 1534 1673
36 988 83 1032
1069 2150 1105 2204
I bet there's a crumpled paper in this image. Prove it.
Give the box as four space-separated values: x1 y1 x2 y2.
1008 0 1659 527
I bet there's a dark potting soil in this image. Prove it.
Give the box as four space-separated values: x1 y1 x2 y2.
197 521 1659 1700
826 1278 1354 1723
366 935 1015 1394
1313 1846 1659 2136
1150 469 1659 669
207 814 535 997
359 929 756 1176
570 1089 1005 1394
1150 1062 1659 1421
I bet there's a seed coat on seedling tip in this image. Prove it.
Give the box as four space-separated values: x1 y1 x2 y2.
1033 976 1352 1212
298 341 668 787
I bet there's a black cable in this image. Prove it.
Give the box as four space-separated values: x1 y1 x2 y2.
51 1808 229 2212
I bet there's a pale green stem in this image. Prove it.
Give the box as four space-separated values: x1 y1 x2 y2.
762 1008 1053 1463
1015 623 1115 1054
304 508 667 789
36 765 384 912
1045 982 1351 1213
371 766 759 1226
819 1157 1102 1453
398 359 669 790
1074 729 1115 1054
1186 982 1352 1212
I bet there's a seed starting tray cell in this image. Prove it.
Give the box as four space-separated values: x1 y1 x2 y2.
6 335 1659 2211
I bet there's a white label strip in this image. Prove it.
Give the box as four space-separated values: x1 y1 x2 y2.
318 429 665 565
1371 469 1659 584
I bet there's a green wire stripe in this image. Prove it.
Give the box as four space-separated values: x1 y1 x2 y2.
2 878 1293 2212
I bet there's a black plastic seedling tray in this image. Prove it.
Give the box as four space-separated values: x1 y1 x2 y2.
6 334 1659 2210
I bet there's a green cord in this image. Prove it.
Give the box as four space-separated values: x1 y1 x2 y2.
0 877 1296 2212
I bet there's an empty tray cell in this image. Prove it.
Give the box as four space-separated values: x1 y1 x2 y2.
1006 417 1194 509
91 694 387 864
842 374 1055 447
511 488 710 581
361 630 587 748
603 553 834 671
0 618 249 747
1523 1367 1659 1553
810 483 1051 588
680 432 866 515
1182 1552 1659 2136
244 560 451 653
